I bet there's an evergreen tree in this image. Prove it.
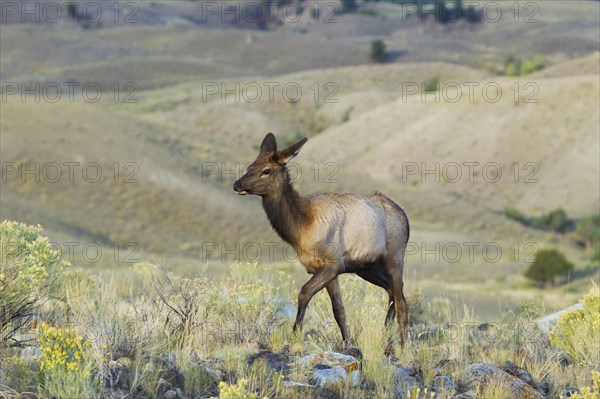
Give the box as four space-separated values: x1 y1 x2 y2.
525 249 574 288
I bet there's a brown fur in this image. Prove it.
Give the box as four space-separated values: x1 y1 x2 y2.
233 133 410 353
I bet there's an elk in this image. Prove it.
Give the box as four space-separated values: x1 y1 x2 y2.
233 133 410 352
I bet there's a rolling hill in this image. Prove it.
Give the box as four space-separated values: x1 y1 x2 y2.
1 0 599 316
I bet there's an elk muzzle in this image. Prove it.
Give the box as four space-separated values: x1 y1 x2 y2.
233 179 248 195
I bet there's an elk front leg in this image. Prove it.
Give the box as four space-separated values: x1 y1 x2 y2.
326 277 351 345
293 266 339 335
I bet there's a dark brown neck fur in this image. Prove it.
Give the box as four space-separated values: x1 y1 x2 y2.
261 172 312 246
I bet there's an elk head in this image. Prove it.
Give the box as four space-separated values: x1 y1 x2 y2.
233 133 307 197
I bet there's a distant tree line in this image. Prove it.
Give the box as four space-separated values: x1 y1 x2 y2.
504 208 572 233
361 0 482 23
264 0 482 22
506 208 600 261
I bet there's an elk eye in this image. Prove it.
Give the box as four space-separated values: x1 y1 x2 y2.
261 168 271 176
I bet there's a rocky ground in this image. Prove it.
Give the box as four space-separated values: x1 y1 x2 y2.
6 306 588 399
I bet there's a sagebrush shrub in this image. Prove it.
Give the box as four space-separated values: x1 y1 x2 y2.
215 263 279 344
0 221 69 345
549 286 600 365
1 354 36 392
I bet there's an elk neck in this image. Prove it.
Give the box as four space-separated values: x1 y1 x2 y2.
261 173 312 247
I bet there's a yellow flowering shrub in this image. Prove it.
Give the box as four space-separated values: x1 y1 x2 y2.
37 323 100 398
549 286 600 364
213 379 259 399
0 221 69 344
561 371 600 399
38 324 88 374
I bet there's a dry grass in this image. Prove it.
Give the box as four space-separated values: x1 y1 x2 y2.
2 261 597 398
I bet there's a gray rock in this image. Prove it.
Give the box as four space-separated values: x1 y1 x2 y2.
342 347 363 361
159 367 185 390
417 327 444 341
434 358 454 372
276 303 296 319
20 346 41 360
312 366 348 387
156 378 170 398
297 351 359 372
393 366 421 394
453 393 475 399
161 353 178 368
501 361 534 385
247 350 293 374
164 390 177 399
206 367 224 381
537 303 583 334
561 385 579 398
350 370 361 387
430 375 456 392
283 380 317 389
312 364 333 370
537 381 551 397
105 359 131 390
460 363 544 399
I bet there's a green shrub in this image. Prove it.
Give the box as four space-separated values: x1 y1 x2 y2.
504 207 571 233
524 249 574 287
503 55 522 76
341 106 354 123
533 208 570 232
424 76 440 92
370 40 388 63
1 354 37 392
341 0 357 13
0 221 69 346
549 286 600 365
504 54 551 76
520 54 551 75
576 214 600 261
504 207 528 223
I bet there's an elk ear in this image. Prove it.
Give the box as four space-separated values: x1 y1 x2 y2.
275 136 308 165
260 132 277 154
